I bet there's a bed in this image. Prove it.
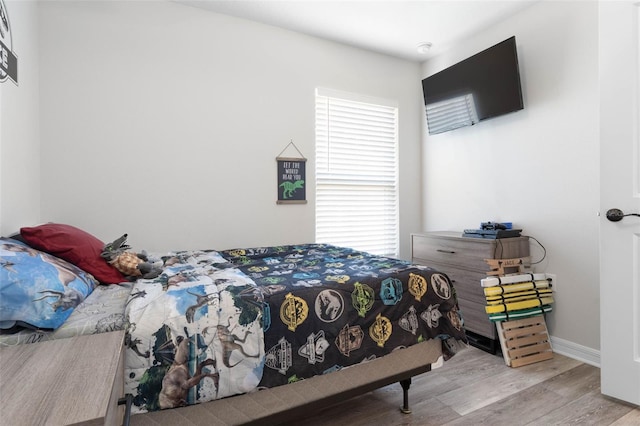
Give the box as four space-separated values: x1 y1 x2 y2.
0 224 468 424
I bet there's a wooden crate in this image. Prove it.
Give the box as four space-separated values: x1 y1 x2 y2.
495 315 553 367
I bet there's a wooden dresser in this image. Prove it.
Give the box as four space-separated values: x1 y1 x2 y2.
0 330 126 425
411 231 530 352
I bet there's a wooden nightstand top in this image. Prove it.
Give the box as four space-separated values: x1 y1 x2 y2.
0 330 125 425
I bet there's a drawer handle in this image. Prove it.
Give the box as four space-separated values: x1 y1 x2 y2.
436 249 456 254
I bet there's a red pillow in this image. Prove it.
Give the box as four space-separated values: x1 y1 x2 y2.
20 223 126 284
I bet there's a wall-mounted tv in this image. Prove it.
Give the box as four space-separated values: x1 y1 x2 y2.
422 36 524 135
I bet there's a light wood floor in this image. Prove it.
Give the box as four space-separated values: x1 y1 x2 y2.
289 346 640 425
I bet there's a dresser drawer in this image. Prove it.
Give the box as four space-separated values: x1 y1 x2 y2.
411 232 530 271
411 231 529 345
423 261 486 304
457 298 497 339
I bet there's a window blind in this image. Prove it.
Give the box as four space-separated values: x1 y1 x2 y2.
425 93 479 135
315 89 399 257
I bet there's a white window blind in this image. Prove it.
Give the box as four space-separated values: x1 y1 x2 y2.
315 88 399 257
426 93 479 135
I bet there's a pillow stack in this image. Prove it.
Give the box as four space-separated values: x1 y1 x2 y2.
1 223 127 333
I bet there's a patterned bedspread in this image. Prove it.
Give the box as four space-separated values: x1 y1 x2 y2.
124 244 467 413
220 244 467 388
124 250 264 413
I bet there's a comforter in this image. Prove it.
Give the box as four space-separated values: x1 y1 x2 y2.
124 244 466 413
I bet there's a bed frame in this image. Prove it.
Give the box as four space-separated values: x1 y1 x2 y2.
129 338 444 425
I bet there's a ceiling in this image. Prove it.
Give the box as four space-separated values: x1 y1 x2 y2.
175 0 538 62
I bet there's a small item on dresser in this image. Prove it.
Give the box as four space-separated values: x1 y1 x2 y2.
481 221 511 230
462 229 522 239
463 221 521 239
101 234 162 280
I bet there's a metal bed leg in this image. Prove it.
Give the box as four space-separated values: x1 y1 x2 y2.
118 394 133 426
400 378 412 414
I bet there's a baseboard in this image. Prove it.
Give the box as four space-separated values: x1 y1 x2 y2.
550 335 600 368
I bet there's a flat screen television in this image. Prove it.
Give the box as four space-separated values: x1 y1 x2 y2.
422 36 524 135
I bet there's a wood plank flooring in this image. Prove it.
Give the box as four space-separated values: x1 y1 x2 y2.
286 346 640 425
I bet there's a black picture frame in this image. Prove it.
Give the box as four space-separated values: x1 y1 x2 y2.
277 157 307 204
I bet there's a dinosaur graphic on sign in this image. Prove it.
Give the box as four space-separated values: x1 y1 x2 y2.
280 180 304 199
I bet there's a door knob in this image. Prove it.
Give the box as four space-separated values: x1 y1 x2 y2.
606 208 640 222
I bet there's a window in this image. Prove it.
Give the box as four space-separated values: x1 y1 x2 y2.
315 88 399 257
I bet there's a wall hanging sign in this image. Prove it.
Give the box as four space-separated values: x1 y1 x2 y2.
0 0 18 86
276 140 307 204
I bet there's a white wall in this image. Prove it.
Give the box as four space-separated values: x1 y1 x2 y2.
36 1 424 258
0 0 40 235
421 1 600 351
3 0 602 354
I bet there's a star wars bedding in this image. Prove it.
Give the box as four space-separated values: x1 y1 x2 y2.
124 244 467 413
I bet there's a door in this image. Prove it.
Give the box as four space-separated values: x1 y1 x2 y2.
600 0 640 406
